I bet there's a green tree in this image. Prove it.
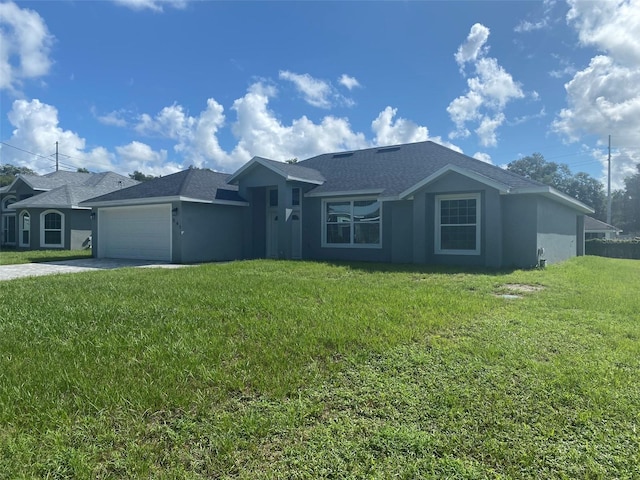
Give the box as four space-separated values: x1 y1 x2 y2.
0 164 37 186
621 164 640 233
507 153 572 187
77 167 90 173
129 170 156 182
506 153 606 219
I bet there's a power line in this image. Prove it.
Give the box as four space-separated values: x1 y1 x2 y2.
0 141 54 161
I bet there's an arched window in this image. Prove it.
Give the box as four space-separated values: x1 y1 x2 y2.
2 195 16 211
1 196 17 245
40 210 64 248
19 211 30 247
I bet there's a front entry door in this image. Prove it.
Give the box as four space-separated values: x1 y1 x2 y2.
267 211 278 258
291 211 301 259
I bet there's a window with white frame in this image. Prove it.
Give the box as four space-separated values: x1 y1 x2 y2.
435 193 480 255
19 211 30 247
323 198 381 247
41 210 64 248
2 195 16 211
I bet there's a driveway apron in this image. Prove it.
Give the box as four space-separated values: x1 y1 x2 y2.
0 258 188 281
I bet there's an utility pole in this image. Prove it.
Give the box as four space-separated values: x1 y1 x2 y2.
55 141 59 172
607 135 612 225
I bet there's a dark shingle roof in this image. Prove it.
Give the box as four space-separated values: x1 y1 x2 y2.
584 216 621 232
18 171 93 190
10 172 138 209
227 156 325 185
81 169 245 205
298 141 547 197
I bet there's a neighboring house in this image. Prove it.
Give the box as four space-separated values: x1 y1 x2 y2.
1 171 138 250
584 216 622 240
81 141 594 268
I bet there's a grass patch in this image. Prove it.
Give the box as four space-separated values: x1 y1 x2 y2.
0 257 638 478
0 247 92 265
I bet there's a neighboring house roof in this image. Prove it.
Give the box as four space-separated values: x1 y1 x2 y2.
7 171 94 192
81 168 247 207
9 171 139 210
584 216 622 233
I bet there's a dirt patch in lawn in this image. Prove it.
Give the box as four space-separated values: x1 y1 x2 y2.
494 283 545 299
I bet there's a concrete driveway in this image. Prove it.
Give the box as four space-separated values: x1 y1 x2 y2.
0 258 190 281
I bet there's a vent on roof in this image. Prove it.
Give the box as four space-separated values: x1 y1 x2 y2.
332 152 353 158
376 146 401 153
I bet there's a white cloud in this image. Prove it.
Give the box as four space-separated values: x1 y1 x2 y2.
553 0 640 187
94 108 128 127
4 99 114 173
5 86 459 179
135 99 230 168
0 1 53 92
279 70 333 109
278 70 355 109
112 0 188 12
475 113 505 147
339 74 361 90
115 141 181 177
472 152 493 164
454 23 490 66
230 82 367 164
514 19 548 33
567 0 640 66
371 107 429 146
448 23 524 146
4 98 181 177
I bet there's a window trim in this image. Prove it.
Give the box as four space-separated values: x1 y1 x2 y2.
2 195 16 211
435 193 481 256
2 213 16 245
322 197 382 249
19 210 30 247
40 209 65 248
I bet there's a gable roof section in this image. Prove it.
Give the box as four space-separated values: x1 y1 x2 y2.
300 141 545 198
297 141 593 213
80 169 246 207
9 172 139 210
227 156 325 185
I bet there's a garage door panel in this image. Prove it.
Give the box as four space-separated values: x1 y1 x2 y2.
98 204 171 261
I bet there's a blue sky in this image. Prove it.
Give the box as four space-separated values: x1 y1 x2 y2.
1 0 640 189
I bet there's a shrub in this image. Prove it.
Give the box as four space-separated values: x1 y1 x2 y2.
586 238 640 259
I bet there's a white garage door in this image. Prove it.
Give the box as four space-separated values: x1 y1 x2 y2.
98 204 171 261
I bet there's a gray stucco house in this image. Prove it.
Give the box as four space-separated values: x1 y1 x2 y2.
81 141 594 268
1 171 138 251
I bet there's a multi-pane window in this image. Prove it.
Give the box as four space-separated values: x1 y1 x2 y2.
20 212 30 246
42 211 63 247
324 199 381 247
436 194 480 254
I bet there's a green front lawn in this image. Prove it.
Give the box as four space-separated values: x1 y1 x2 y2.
0 257 638 478
0 247 92 265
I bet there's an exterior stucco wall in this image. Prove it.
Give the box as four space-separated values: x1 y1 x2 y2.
176 202 245 263
502 195 539 268
15 207 91 251
418 172 503 268
390 200 413 264
536 196 579 265
302 196 393 262
1 180 37 246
